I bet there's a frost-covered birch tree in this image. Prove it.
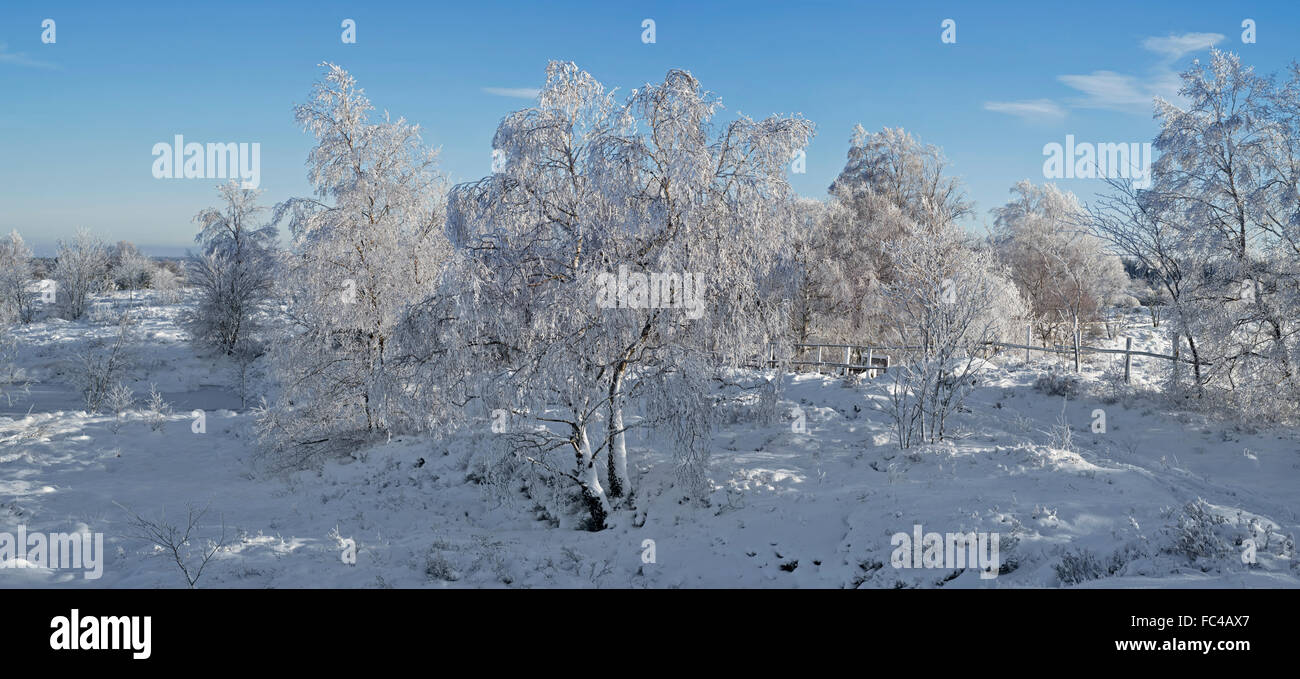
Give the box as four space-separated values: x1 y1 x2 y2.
603 69 812 497
109 241 156 293
52 228 109 321
188 181 278 355
0 231 36 324
991 180 1127 349
1146 49 1300 412
807 126 972 344
880 220 1027 447
830 125 971 231
432 61 811 527
259 63 451 467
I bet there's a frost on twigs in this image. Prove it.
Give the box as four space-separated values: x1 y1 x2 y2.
0 231 37 324
256 62 452 469
116 501 228 589
878 225 1028 449
421 61 810 528
144 384 172 433
71 313 135 414
185 181 278 357
53 229 110 321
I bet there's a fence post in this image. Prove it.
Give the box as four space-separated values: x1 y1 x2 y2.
816 345 823 374
1123 336 1132 384
1073 329 1081 372
866 348 874 379
843 345 851 376
1025 324 1032 363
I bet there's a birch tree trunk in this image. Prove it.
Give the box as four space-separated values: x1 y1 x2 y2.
606 366 630 499
574 424 610 530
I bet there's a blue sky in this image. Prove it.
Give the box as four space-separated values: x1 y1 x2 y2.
1 0 1296 255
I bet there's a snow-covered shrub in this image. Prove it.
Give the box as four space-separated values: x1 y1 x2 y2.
878 223 1030 448
1055 543 1149 585
87 301 120 326
1161 499 1238 566
72 314 134 413
1156 499 1294 572
151 265 183 304
105 382 134 433
1033 369 1081 398
1099 369 1136 406
1046 397 1075 453
1054 548 1106 585
711 371 782 427
463 432 527 495
145 384 172 433
186 181 278 355
108 241 155 293
52 228 110 321
424 548 461 582
0 231 36 324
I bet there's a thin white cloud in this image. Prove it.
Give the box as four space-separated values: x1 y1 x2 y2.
482 87 540 99
0 43 58 70
982 99 1066 122
1141 32 1223 61
1057 71 1153 113
1053 32 1224 114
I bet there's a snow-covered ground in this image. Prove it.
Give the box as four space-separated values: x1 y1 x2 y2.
2 291 1297 588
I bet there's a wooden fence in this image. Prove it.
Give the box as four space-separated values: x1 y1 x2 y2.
767 343 891 377
771 324 1204 384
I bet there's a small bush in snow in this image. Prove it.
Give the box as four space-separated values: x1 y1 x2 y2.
1161 499 1241 567
72 314 135 413
145 384 172 433
424 545 461 582
1055 543 1148 585
105 382 134 433
151 266 183 304
1054 549 1106 585
1046 398 1075 452
117 501 228 589
107 241 155 294
1034 369 1081 398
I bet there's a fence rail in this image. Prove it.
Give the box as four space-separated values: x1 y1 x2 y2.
771 324 1205 384
767 343 890 377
